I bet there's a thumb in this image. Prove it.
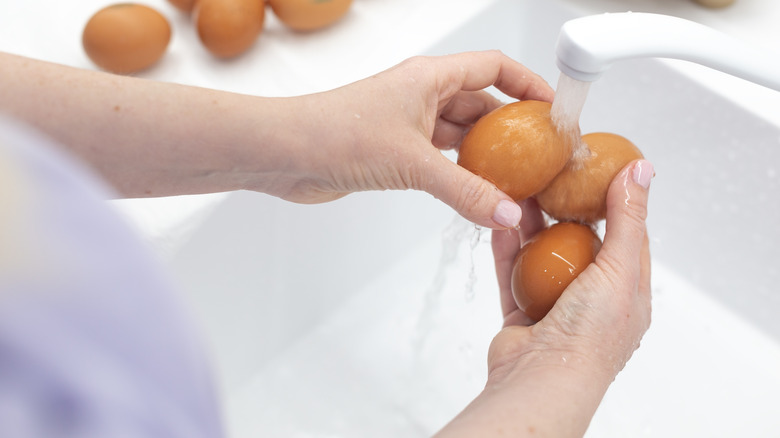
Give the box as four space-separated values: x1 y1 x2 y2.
421 152 522 229
598 159 653 274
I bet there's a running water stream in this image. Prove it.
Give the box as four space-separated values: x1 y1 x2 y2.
551 72 593 163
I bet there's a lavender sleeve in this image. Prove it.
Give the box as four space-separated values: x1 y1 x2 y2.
0 117 224 438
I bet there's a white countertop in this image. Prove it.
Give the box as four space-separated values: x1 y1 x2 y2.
0 0 501 94
0 0 504 256
3 0 779 255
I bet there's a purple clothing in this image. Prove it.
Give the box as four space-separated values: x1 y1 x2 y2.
0 117 223 438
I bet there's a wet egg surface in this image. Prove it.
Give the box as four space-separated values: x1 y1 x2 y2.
537 132 644 223
511 222 602 322
457 100 572 202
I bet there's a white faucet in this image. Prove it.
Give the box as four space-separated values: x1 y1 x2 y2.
555 12 780 92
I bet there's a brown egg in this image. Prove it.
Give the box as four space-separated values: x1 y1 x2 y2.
457 100 573 202
536 132 643 223
194 0 265 58
511 222 601 322
167 0 197 13
268 0 353 32
693 0 736 8
82 4 171 74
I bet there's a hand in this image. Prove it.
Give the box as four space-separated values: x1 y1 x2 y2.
489 159 653 378
263 50 554 229
0 50 551 230
437 159 653 437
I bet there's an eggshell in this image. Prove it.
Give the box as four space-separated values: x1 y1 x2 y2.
268 0 353 32
511 222 601 322
536 132 643 223
194 0 266 58
457 100 573 202
693 0 735 8
167 0 197 13
82 4 171 74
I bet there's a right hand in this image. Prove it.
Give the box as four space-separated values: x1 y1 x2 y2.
488 159 654 381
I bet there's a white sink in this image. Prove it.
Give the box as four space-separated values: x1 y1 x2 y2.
157 0 780 436
5 0 775 435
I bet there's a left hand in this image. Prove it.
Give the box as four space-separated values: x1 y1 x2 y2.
264 50 555 229
0 50 552 231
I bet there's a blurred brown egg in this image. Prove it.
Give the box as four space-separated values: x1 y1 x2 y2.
536 132 643 223
512 222 601 322
693 0 736 8
167 0 197 13
82 4 171 74
268 0 353 32
194 0 266 58
457 100 573 202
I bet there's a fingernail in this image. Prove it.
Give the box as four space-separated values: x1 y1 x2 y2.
492 199 522 228
632 160 654 189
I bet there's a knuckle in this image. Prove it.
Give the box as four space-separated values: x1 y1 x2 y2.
399 55 429 72
594 251 638 296
454 177 493 215
628 194 649 222
486 48 506 59
608 193 648 236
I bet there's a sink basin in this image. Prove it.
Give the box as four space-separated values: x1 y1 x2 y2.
123 0 780 435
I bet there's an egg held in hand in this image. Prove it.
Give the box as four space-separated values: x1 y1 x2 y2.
82 4 171 74
536 132 644 223
511 222 602 322
457 100 573 202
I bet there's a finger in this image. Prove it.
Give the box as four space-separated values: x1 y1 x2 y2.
492 227 522 319
438 90 504 127
639 230 652 300
418 151 522 229
597 160 654 279
431 91 504 150
430 91 503 149
516 197 546 242
433 51 555 103
491 200 546 326
431 117 468 150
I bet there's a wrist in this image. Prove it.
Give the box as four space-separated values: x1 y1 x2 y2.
437 328 617 437
220 94 315 196
440 352 612 438
487 325 617 388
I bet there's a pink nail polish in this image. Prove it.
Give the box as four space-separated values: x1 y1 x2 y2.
493 199 522 228
632 160 654 189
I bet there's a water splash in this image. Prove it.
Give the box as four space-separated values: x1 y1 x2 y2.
464 224 485 302
400 216 493 432
411 217 488 354
412 216 474 354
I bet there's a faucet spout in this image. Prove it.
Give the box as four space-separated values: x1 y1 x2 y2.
555 12 780 92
